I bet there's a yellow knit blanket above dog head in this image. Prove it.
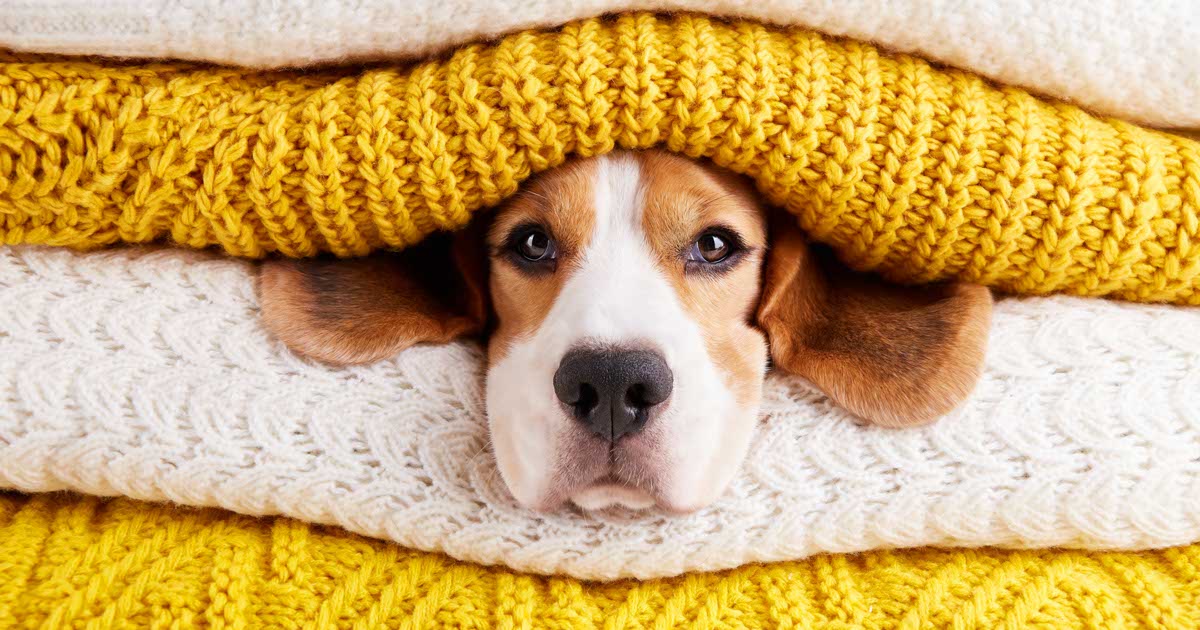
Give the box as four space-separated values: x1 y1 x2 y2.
0 13 1197 303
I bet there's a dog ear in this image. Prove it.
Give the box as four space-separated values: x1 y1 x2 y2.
756 215 992 427
259 222 489 365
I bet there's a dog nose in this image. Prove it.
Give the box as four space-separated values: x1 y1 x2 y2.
553 347 673 441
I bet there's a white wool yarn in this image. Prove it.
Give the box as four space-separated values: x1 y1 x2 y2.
1 245 1199 581
0 0 1196 128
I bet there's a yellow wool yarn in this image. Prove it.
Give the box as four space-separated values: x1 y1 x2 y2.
2 493 1198 629
0 14 1196 303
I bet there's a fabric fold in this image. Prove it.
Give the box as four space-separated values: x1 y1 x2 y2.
0 0 1195 127
3 244 1199 580
4 492 1198 627
0 15 1197 303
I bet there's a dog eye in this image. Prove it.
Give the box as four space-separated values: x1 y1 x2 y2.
691 232 731 263
515 228 556 262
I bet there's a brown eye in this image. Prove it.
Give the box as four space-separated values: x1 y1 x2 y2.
515 228 555 262
694 232 730 263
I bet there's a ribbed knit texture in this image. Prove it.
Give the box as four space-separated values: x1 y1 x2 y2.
0 13 1197 303
2 492 1199 629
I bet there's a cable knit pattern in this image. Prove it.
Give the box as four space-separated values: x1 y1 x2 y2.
4 494 1200 629
2 245 1199 581
0 0 1195 128
1 14 1199 303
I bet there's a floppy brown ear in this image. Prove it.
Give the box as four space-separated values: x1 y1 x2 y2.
756 216 992 428
259 225 488 365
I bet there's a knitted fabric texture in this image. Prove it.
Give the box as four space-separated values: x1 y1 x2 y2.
1 14 1198 304
2 493 1200 629
1 0 1196 128
4 245 1200 581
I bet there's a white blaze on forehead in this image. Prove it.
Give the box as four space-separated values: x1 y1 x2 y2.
553 153 682 349
487 153 754 511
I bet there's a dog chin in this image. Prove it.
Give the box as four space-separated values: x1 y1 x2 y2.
570 482 657 511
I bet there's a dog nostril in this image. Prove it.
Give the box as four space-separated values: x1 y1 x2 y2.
625 383 655 410
573 383 600 418
625 378 670 410
625 384 646 409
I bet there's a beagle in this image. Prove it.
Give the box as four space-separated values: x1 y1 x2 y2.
259 150 992 514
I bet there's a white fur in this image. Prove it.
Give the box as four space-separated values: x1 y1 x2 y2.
486 154 760 511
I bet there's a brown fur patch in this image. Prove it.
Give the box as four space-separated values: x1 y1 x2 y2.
756 217 993 427
259 232 487 365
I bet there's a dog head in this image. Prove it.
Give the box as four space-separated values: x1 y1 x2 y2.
260 150 991 513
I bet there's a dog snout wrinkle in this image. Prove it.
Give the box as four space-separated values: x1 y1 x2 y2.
553 347 673 441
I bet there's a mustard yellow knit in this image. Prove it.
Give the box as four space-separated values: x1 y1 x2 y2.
1 492 1198 629
0 13 1197 303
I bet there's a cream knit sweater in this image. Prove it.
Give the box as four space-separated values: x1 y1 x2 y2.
3 245 1199 580
0 0 1196 128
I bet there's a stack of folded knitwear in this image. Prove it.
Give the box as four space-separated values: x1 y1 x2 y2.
1 1 1198 626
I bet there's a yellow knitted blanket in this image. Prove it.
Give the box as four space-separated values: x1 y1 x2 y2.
0 492 1196 628
0 13 1197 303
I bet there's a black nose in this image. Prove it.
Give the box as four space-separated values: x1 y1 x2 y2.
553 347 673 441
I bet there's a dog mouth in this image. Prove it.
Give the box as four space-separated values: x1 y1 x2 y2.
526 423 677 513
559 431 675 512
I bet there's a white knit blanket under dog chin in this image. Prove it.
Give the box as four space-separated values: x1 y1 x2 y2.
2 245 1199 581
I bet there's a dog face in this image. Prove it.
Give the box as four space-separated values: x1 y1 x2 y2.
483 152 771 512
260 150 992 513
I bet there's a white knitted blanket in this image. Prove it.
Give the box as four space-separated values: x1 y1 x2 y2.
0 0 1196 129
2 245 1199 581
